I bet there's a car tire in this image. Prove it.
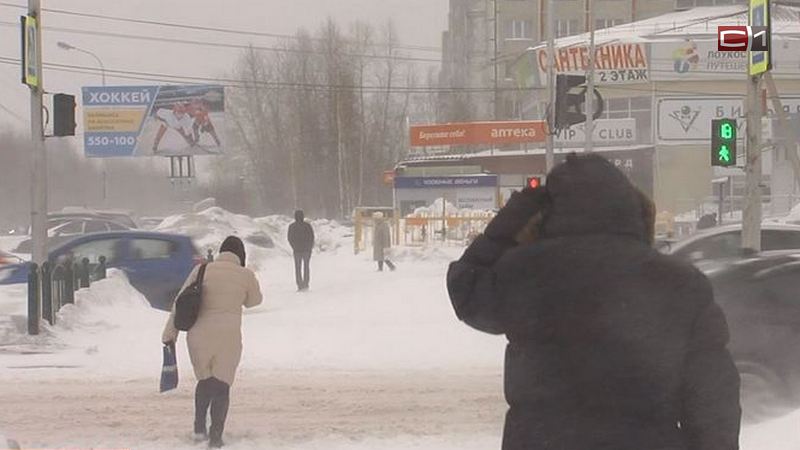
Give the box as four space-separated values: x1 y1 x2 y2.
737 361 794 424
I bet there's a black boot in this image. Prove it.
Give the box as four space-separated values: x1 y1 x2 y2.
194 379 212 441
208 378 230 448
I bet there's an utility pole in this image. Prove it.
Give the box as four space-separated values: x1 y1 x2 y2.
29 0 47 267
545 0 556 172
585 0 596 153
742 73 763 251
493 0 500 121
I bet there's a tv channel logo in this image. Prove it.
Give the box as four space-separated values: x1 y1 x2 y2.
717 26 770 52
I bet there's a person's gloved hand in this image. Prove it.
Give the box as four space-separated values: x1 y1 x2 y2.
484 187 547 243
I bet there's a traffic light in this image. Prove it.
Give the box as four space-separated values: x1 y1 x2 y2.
711 118 737 167
53 93 76 137
555 74 586 130
526 176 542 189
554 74 605 130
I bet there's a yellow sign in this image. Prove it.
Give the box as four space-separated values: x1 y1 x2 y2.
23 15 40 87
749 0 771 75
85 109 148 132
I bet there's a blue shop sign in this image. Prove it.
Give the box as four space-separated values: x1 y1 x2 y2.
395 175 498 189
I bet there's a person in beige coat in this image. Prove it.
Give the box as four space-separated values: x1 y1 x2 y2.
162 236 262 448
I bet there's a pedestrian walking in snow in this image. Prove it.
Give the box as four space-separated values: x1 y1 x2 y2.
288 210 315 291
372 212 395 271
447 153 741 450
163 236 263 448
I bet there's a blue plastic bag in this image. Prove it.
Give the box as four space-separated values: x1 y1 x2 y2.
160 342 178 393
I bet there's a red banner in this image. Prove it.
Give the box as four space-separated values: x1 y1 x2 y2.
409 121 547 147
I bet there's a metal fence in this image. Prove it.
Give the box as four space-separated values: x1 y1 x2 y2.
353 211 495 253
27 256 107 335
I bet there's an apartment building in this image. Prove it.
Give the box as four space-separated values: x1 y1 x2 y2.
439 0 746 122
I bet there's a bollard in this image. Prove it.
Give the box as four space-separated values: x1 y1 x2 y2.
41 262 53 326
72 262 80 292
207 249 214 262
96 256 107 280
64 261 75 304
79 258 90 289
27 263 40 335
52 265 64 317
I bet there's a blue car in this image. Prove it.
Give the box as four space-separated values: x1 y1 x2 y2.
0 231 202 311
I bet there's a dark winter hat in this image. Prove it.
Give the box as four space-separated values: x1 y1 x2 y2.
220 235 246 267
542 153 647 242
295 210 305 222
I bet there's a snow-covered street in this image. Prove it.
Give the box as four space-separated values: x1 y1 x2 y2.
1 232 799 449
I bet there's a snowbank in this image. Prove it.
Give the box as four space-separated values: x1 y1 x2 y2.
776 202 800 225
0 270 169 379
156 208 354 269
256 215 353 254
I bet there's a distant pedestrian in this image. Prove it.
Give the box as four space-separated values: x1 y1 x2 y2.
163 236 263 448
288 210 314 291
373 212 395 271
447 153 740 450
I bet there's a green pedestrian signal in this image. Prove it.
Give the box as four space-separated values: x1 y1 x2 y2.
711 119 737 167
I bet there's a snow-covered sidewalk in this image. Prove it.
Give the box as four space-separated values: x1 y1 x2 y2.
0 245 798 449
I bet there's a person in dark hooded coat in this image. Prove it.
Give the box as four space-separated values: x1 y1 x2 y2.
447 153 741 450
288 210 315 290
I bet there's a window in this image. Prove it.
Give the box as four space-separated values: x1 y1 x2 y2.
129 239 178 260
85 221 108 233
556 19 580 38
505 19 532 40
595 18 624 31
67 238 124 264
676 0 744 8
762 230 800 251
51 221 84 236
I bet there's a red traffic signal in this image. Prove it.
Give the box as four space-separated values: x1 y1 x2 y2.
526 177 542 189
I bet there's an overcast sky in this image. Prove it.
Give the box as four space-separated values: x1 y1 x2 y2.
0 0 448 130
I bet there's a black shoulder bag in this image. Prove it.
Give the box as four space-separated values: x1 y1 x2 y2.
174 264 207 331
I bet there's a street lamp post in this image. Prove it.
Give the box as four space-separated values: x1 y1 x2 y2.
57 41 106 86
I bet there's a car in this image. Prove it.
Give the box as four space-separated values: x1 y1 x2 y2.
705 250 800 422
0 231 202 311
664 223 800 265
58 208 139 229
14 218 132 254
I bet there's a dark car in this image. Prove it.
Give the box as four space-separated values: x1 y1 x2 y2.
705 251 800 422
0 231 202 311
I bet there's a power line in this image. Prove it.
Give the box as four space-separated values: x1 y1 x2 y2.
0 21 441 64
0 54 766 97
0 56 516 93
0 2 442 53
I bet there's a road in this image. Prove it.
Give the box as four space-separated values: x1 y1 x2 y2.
0 369 505 449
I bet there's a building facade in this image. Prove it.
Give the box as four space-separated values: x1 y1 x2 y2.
439 0 746 122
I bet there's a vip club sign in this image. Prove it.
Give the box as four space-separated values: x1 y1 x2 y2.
82 85 225 158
